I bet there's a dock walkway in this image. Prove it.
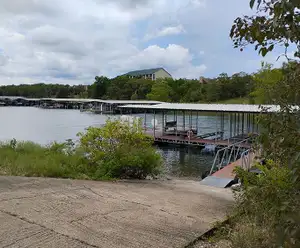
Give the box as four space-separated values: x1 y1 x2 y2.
146 130 251 149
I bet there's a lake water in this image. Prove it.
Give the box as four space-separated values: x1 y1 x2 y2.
0 107 234 179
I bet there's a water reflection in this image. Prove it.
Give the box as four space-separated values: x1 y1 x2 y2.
157 144 214 179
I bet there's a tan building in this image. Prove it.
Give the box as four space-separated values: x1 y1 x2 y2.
124 68 172 81
199 76 210 84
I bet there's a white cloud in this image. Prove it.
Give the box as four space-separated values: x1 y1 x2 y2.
0 0 208 85
144 25 185 40
114 44 206 79
0 0 274 85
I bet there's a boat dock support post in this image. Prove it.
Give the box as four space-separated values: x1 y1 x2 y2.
229 113 233 139
153 110 156 138
221 112 225 140
183 111 186 131
162 110 165 136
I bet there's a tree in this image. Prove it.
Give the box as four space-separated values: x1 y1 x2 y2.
106 76 133 100
205 82 221 102
230 0 300 58
91 76 110 99
229 1 300 247
251 62 283 104
166 78 186 102
146 80 172 102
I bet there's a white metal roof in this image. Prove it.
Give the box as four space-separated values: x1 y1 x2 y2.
119 103 281 113
1 97 162 105
40 98 99 102
0 96 27 100
40 98 161 104
100 100 161 104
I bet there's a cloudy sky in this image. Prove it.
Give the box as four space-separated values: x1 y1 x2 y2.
0 0 289 85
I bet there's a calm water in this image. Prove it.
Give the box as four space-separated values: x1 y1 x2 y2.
0 107 237 179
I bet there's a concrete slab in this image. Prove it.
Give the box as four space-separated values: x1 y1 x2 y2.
0 176 233 248
200 176 233 188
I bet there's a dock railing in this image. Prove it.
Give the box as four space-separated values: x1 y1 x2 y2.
241 149 254 171
209 137 251 176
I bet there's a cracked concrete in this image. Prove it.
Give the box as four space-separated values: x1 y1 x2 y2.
0 176 233 248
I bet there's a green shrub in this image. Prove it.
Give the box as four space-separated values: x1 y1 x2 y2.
230 160 300 248
78 119 162 179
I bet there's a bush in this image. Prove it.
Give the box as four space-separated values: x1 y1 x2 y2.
78 119 162 179
230 160 300 248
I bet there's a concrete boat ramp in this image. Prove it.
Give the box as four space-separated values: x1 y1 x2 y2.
0 176 233 248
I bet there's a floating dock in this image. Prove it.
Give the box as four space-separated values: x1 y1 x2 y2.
147 131 252 149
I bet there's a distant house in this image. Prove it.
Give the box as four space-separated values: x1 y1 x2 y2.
124 68 172 81
199 76 211 84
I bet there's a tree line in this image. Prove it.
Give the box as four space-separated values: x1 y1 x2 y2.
0 64 290 104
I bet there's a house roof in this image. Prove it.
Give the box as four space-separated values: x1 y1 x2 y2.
124 68 164 77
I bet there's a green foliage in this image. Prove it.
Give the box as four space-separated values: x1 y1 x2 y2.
146 79 172 102
229 70 300 247
90 76 110 99
232 161 299 248
78 119 162 179
251 62 283 104
228 1 300 247
0 83 88 98
230 0 300 59
0 72 257 104
0 141 90 179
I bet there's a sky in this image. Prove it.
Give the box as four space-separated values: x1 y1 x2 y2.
0 0 291 85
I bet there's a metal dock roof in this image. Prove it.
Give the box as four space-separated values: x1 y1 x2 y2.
119 103 281 113
0 96 162 105
40 98 162 104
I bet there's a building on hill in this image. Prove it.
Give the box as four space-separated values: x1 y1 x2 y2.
199 76 211 84
124 68 172 81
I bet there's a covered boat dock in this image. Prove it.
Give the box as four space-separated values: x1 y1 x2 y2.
120 103 278 187
0 96 162 113
119 103 279 149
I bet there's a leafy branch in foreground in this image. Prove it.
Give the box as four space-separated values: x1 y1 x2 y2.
230 0 300 58
229 0 300 247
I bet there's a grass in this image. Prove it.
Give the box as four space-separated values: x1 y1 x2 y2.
0 141 93 180
0 136 162 181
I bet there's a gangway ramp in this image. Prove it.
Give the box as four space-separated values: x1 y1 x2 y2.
200 149 255 188
200 159 239 188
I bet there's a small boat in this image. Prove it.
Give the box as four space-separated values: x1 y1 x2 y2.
202 144 216 154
